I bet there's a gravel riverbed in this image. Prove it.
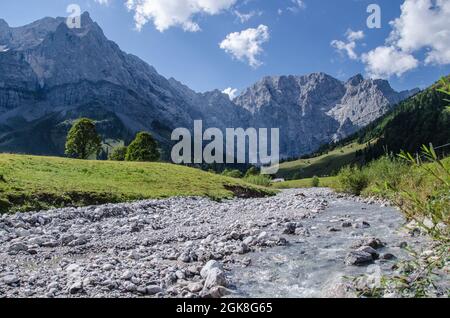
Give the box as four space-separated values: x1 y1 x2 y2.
0 188 437 298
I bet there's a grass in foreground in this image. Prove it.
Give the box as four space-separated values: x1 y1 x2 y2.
277 142 367 179
0 154 275 213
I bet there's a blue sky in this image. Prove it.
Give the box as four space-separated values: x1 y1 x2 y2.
0 0 449 94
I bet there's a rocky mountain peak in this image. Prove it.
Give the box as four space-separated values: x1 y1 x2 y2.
346 74 364 86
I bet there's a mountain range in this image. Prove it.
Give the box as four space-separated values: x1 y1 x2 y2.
0 12 419 159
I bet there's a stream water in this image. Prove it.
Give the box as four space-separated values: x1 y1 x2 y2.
230 196 426 298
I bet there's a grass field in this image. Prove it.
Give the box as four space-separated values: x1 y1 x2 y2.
0 154 275 213
272 176 339 189
277 142 367 179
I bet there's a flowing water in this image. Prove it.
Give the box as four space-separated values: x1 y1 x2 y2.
230 196 427 298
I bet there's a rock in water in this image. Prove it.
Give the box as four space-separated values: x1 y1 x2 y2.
357 246 379 259
345 251 374 266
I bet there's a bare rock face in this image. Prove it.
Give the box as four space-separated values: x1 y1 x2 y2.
234 73 419 158
0 13 418 158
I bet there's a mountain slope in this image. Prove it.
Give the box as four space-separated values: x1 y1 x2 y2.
0 13 418 159
358 76 450 160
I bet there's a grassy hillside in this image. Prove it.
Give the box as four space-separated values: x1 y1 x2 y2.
0 154 275 213
277 142 367 179
356 76 450 160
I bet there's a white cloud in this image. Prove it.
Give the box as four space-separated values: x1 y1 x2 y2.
222 87 238 100
361 46 419 79
125 0 237 32
219 24 270 68
346 29 364 42
388 0 450 65
95 0 110 5
331 29 365 60
362 0 450 78
287 0 306 13
233 10 262 23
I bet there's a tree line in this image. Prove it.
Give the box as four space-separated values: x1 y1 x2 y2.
64 118 160 162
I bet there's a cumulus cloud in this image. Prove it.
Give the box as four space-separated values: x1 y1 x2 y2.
222 87 238 100
219 25 270 68
388 0 450 65
361 46 419 79
362 0 450 78
125 0 237 31
95 0 110 5
331 29 365 60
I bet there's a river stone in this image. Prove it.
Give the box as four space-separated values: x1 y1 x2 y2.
145 285 163 295
200 260 222 279
121 270 134 280
257 232 268 242
8 242 28 253
2 273 20 285
204 268 227 289
345 251 374 266
41 240 59 248
329 227 341 232
351 237 385 249
201 286 234 298
353 221 371 229
236 243 250 254
69 281 83 294
357 246 379 259
61 234 76 246
242 236 254 246
283 222 297 235
382 253 397 260
187 282 203 293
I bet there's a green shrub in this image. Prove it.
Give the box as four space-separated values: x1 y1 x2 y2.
126 132 160 162
337 166 369 195
109 146 128 161
364 156 410 196
244 175 272 187
244 166 259 178
65 118 102 160
222 169 242 178
311 176 320 187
